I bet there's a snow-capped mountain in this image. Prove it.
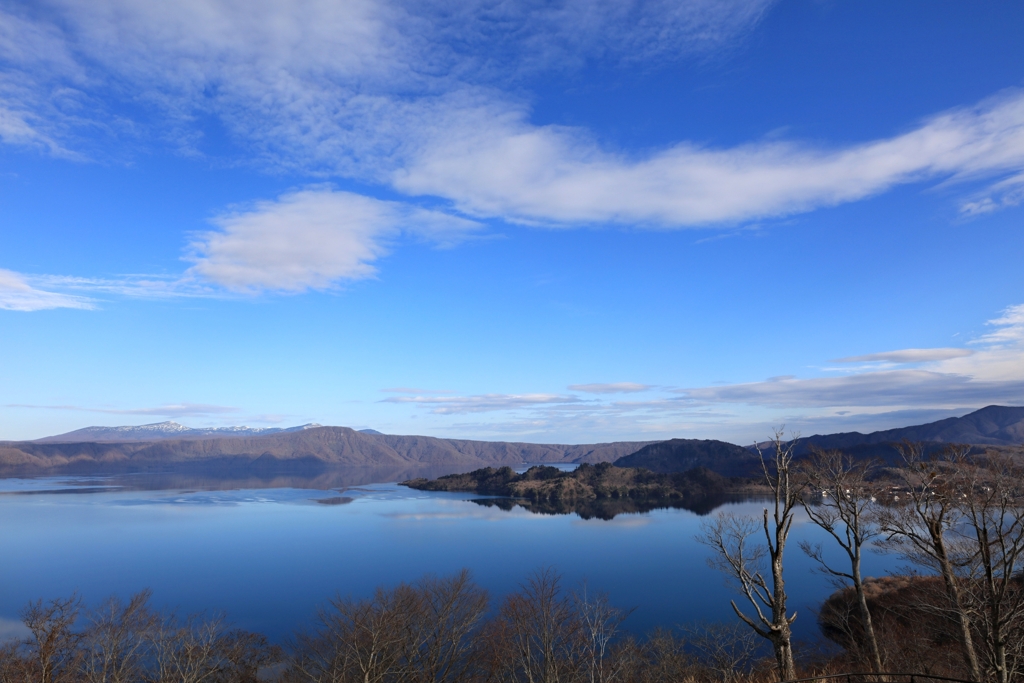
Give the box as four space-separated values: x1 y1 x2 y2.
34 421 323 443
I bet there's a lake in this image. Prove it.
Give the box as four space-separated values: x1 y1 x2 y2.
0 468 897 646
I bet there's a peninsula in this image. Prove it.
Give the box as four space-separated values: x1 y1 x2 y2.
401 462 764 518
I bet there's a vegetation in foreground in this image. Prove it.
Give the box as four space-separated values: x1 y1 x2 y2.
0 567 905 683
2 560 1021 683
697 436 1024 683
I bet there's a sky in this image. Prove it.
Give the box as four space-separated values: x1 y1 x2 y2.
2 0 1024 444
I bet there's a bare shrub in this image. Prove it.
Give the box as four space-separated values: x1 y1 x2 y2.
20 595 84 683
81 590 158 683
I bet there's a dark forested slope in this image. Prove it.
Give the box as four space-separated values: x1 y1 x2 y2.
613 439 760 476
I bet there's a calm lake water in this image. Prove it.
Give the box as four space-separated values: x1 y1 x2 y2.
0 468 897 645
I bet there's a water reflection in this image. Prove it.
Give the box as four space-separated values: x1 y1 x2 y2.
0 465 508 495
0 468 897 646
471 493 747 519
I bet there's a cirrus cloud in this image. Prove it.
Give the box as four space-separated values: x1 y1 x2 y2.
384 305 1024 440
0 269 94 311
394 90 1024 226
4 402 238 417
4 1 1024 233
677 304 1024 411
568 382 653 393
834 348 975 364
382 392 582 415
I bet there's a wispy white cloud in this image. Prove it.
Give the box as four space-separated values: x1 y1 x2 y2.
187 187 481 293
0 5 98 159
395 90 1024 226
4 1 1024 321
0 0 774 165
679 371 1024 409
0 270 224 311
381 387 455 394
0 103 69 155
28 273 216 299
382 393 582 414
975 303 1024 345
4 402 238 417
833 348 974 363
960 172 1024 216
383 306 1024 442
8 0 1024 234
678 304 1024 411
568 382 652 393
0 268 94 311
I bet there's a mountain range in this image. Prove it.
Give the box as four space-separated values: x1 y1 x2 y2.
795 405 1024 452
34 421 326 442
0 426 656 472
612 406 1024 475
1 405 1021 475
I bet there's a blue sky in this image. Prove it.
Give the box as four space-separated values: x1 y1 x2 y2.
2 0 1024 443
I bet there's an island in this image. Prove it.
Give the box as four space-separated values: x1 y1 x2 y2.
400 462 765 519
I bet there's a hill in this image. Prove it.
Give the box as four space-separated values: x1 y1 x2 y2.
613 439 759 476
401 462 760 518
793 405 1024 457
0 426 656 472
611 407 1024 476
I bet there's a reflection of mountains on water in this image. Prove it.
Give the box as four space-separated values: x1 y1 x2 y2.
105 464 490 491
472 493 761 519
7 464 492 495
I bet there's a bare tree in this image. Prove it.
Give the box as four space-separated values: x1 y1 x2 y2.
572 586 632 683
699 430 799 681
149 613 226 683
624 630 693 683
81 590 158 683
488 568 583 683
312 584 418 683
798 449 884 673
877 442 983 681
399 571 489 683
0 639 28 683
950 450 1024 683
683 621 764 683
20 595 83 683
289 617 351 683
292 572 487 683
215 629 281 683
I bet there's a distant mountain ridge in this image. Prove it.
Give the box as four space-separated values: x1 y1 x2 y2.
35 421 324 443
793 405 1024 455
0 426 656 472
3 406 1021 475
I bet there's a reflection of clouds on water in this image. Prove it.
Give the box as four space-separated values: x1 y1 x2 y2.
381 498 537 523
710 499 815 527
0 475 121 494
571 515 653 528
384 512 488 522
114 491 307 507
